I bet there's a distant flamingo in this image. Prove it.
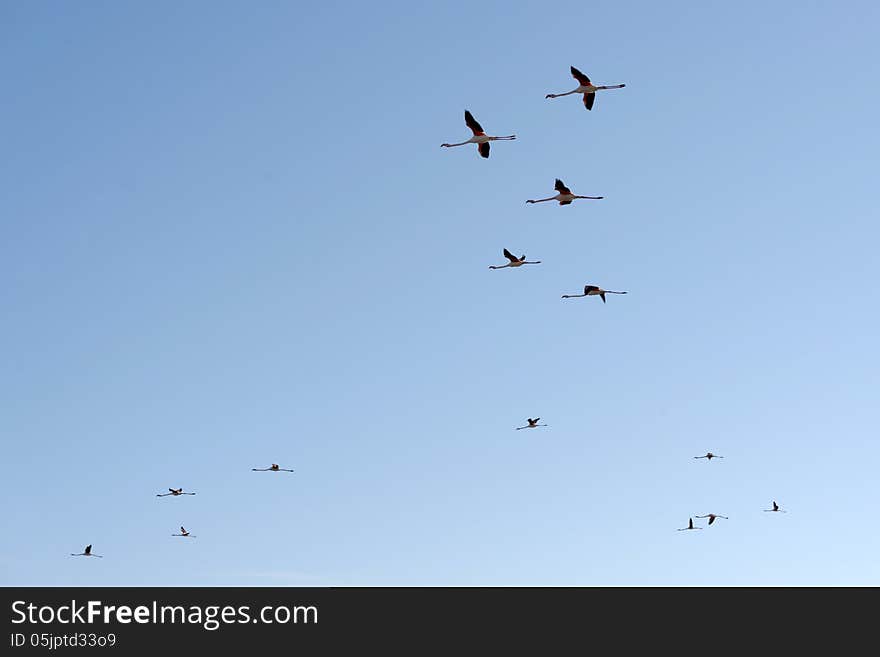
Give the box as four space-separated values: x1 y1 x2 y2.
172 526 196 537
441 110 516 158
526 178 603 206
489 248 541 270
696 513 729 526
252 464 294 472
545 66 626 111
561 285 627 303
70 544 103 558
694 452 724 460
764 500 787 513
156 488 196 497
677 518 702 531
515 418 547 430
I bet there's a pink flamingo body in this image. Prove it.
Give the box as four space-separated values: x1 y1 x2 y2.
545 66 626 111
441 110 516 158
489 248 541 269
157 488 196 497
527 178 603 206
562 285 627 303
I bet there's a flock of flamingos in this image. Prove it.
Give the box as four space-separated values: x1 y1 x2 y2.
440 65 788 536
70 65 785 562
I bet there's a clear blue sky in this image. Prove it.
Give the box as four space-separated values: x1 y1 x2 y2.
2 1 879 586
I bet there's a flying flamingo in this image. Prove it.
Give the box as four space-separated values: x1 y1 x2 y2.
441 110 516 158
696 514 729 526
156 488 196 497
526 179 603 206
489 248 541 270
677 518 702 531
694 452 724 460
70 544 103 558
764 501 787 513
172 526 196 537
252 464 294 472
561 285 627 303
545 66 626 110
515 418 547 430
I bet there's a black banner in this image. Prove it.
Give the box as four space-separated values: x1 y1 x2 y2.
1 587 873 651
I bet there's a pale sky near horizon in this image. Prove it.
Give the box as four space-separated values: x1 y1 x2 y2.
2 1 879 586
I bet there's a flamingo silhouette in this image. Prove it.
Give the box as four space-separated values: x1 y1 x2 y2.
441 110 516 158
70 544 103 558
561 285 627 303
157 488 196 497
677 518 702 531
515 418 547 430
252 464 294 472
544 66 626 110
526 178 603 205
489 248 541 269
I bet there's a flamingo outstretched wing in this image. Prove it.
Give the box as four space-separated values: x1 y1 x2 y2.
465 110 484 135
583 92 596 111
570 66 591 86
554 178 571 194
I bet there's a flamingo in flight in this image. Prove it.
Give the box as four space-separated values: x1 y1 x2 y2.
545 66 626 110
489 248 541 270
526 179 603 206
70 544 103 558
764 500 787 513
515 418 547 430
441 110 516 158
694 452 724 460
156 488 196 497
172 526 196 537
677 518 702 531
561 285 627 303
696 514 729 526
252 463 294 472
